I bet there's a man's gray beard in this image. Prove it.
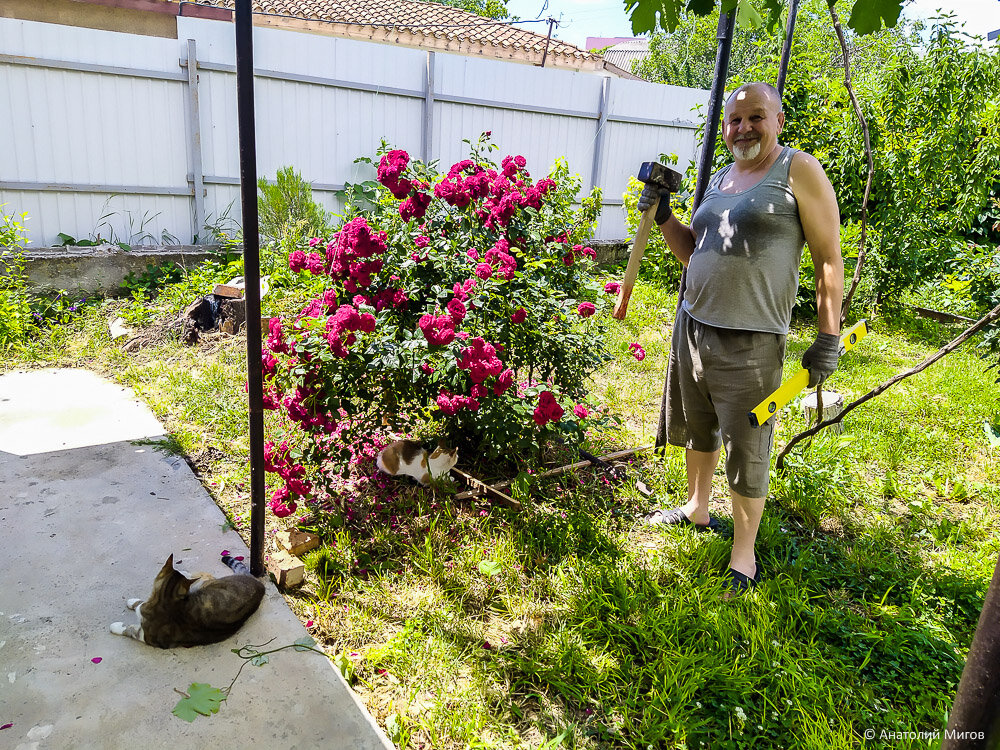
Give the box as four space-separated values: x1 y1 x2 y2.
733 140 762 161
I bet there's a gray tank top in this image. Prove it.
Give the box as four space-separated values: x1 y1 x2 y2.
682 146 805 334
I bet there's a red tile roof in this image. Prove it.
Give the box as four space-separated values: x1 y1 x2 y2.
183 0 601 63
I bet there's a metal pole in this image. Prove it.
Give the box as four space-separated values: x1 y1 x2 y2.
540 18 554 68
776 0 801 98
943 551 1000 749
590 76 610 194
185 39 206 243
423 51 435 163
691 10 737 211
656 9 736 450
234 0 267 577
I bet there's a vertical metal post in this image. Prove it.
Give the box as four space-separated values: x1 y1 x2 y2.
590 76 610 195
423 51 435 163
776 0 801 98
943 552 1000 749
691 10 737 212
656 9 736 449
185 39 207 244
234 0 267 577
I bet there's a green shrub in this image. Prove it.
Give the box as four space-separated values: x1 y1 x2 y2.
0 205 34 352
261 136 612 518
258 166 331 243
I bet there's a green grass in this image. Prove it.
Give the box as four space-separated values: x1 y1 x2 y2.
10 271 1000 749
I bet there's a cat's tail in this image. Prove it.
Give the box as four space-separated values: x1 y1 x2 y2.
222 554 253 576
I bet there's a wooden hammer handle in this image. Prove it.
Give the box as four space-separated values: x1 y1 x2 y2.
612 198 658 320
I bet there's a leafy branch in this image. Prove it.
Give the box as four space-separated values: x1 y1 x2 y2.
172 636 329 722
625 0 906 36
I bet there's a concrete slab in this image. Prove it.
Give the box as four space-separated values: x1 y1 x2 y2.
0 369 392 750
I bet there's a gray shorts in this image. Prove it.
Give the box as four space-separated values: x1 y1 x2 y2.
664 307 786 497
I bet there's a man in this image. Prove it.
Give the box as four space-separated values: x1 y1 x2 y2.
640 82 844 593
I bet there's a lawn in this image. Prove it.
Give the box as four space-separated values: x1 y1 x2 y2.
8 264 999 749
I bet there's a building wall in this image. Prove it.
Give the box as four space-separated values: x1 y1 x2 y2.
0 0 176 38
0 15 709 245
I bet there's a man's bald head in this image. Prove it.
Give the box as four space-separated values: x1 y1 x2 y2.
725 83 783 115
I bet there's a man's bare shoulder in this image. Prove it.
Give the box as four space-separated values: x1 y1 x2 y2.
788 150 834 195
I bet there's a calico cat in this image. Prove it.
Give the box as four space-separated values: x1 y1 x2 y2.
110 553 265 648
376 439 458 485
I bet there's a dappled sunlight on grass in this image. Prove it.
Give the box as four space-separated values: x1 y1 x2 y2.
11 274 999 748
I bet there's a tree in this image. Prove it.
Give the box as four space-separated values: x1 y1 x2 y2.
632 12 772 87
624 0 906 37
425 0 510 21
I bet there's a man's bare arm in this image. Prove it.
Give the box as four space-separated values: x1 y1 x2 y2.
790 152 844 335
656 215 697 266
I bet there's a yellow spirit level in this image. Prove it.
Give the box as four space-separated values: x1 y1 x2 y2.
748 319 868 428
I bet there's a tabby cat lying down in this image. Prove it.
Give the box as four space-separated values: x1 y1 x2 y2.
110 553 265 648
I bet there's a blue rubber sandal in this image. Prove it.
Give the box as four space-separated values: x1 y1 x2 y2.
642 507 722 533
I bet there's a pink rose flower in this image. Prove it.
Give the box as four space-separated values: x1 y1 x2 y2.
629 342 646 361
511 308 527 324
573 404 589 419
604 281 621 294
577 302 596 318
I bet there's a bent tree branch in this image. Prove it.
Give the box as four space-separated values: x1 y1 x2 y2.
829 1 875 327
776 302 1000 471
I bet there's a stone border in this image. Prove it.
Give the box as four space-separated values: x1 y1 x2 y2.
0 244 224 295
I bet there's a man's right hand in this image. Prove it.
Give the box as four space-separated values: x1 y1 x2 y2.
637 183 673 226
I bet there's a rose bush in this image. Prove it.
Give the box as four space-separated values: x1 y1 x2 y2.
260 135 611 516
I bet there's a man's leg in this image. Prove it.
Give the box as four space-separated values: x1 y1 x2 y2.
729 489 764 579
678 448 720 525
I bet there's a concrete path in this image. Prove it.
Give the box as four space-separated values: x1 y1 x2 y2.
0 369 392 750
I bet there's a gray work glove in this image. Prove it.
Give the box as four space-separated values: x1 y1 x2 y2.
637 182 673 226
801 332 840 388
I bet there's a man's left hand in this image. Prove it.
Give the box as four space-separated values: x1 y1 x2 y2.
801 332 840 388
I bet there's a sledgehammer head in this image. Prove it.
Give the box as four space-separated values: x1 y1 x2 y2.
638 161 684 191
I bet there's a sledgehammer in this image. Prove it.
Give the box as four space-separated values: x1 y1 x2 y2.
612 161 684 320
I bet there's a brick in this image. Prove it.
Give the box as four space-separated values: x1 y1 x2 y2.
266 549 305 588
275 530 320 557
212 283 243 298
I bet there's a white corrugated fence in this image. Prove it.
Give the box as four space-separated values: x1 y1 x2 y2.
0 15 709 247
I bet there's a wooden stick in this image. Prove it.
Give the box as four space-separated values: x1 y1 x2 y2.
452 446 653 500
450 468 521 510
613 204 657 320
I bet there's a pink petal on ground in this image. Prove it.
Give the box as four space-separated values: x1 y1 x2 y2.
1 723 13 730
235 556 245 561
91 657 102 664
221 550 230 556
306 620 315 628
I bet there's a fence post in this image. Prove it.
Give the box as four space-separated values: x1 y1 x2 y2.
423 51 435 163
185 38 207 244
590 76 610 196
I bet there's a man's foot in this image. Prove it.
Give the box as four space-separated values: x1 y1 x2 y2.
641 507 721 532
723 561 760 599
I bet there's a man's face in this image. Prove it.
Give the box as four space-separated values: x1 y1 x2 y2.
723 86 784 164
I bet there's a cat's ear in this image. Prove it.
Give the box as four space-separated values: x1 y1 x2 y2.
156 554 175 579
169 570 194 598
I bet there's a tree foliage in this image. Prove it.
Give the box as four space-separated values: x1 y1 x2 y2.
624 0 905 37
425 0 510 21
631 2 1000 313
